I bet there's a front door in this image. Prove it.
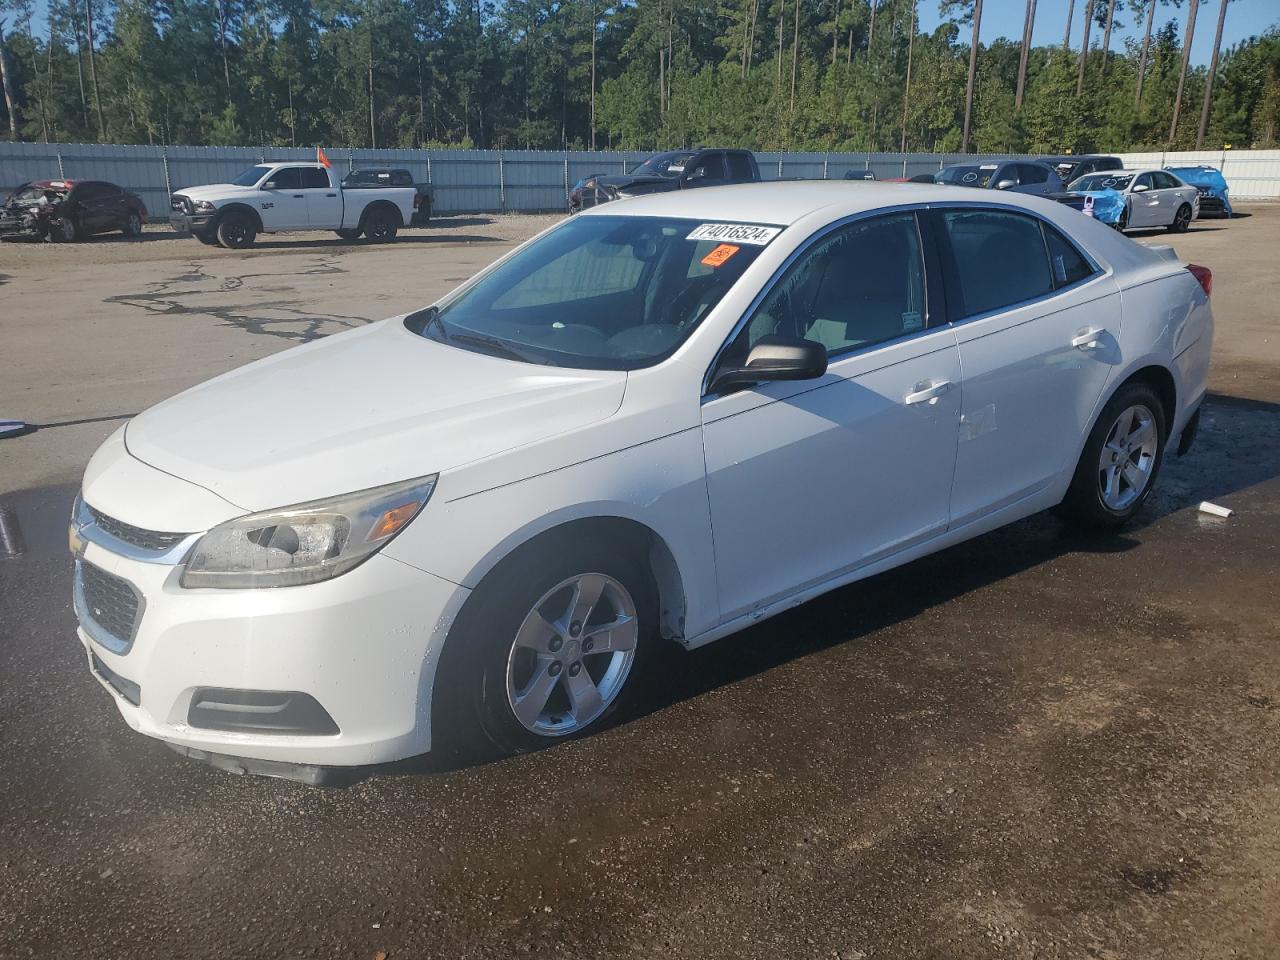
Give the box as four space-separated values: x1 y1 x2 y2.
933 207 1120 527
701 211 962 621
258 167 309 230
1129 173 1162 228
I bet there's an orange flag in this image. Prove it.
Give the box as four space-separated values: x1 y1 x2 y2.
316 146 332 169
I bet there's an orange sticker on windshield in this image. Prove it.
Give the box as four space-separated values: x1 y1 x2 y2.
701 243 740 268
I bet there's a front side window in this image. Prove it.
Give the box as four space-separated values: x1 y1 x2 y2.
726 212 926 363
940 209 1054 317
1018 164 1048 185
1134 173 1155 192
419 215 774 369
936 165 998 188
685 154 725 183
632 152 695 177
263 168 304 190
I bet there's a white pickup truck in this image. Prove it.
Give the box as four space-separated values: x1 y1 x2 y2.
168 162 416 249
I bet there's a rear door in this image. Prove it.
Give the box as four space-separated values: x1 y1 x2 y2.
259 167 308 230
301 167 342 227
1152 171 1189 222
934 207 1119 527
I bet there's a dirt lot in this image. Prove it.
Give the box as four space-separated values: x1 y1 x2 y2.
1 205 1278 959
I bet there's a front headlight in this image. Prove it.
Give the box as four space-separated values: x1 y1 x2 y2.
180 475 436 589
194 200 216 212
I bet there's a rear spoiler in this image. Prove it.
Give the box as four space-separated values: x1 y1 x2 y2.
1146 244 1182 265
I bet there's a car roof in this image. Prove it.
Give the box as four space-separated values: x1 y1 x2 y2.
580 180 1065 227
29 179 77 189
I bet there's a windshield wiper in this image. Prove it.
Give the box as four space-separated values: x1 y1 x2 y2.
447 331 548 365
407 305 448 340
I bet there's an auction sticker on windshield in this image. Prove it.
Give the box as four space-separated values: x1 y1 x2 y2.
686 223 782 245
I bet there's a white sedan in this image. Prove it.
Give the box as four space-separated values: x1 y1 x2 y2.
70 183 1214 780
1068 168 1201 232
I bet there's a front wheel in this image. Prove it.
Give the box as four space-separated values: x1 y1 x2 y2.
47 216 78 243
122 211 144 237
1168 203 1193 233
434 541 655 760
1058 382 1167 530
1114 206 1129 231
216 212 256 249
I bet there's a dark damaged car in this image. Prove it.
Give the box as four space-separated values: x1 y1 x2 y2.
569 149 760 212
0 179 147 242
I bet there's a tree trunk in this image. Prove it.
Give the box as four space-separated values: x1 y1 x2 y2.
789 0 800 116
368 29 376 148
1135 0 1156 106
867 0 877 55
217 0 232 107
1196 0 1229 148
1169 0 1200 145
590 7 597 147
75 15 89 129
899 0 915 150
43 9 55 142
1100 0 1115 74
1075 0 1094 96
1015 0 1037 109
747 0 758 74
84 0 105 140
1062 0 1075 50
0 20 18 141
832 0 840 66
960 0 983 153
777 0 785 85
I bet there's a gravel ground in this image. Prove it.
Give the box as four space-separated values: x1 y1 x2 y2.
0 202 1277 960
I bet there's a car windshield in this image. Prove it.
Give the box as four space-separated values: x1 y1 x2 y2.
632 152 696 177
231 165 272 187
8 184 68 206
935 165 997 187
414 214 776 370
1070 173 1133 191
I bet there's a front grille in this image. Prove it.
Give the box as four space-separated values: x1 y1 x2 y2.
171 194 193 214
88 504 188 552
79 561 142 648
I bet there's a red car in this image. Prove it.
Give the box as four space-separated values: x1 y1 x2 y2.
0 179 148 242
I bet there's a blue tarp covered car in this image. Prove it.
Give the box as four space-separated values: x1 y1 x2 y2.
1166 166 1232 216
1065 187 1128 226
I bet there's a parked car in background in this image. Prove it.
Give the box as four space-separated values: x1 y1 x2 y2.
567 173 607 213
71 182 1213 779
569 148 760 211
1068 169 1199 232
933 160 1066 197
342 167 434 226
843 169 877 181
0 179 147 242
169 162 416 248
1043 155 1123 184
1165 165 1232 217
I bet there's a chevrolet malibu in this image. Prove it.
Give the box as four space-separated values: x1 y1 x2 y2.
70 183 1214 781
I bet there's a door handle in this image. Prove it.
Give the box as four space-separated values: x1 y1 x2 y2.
292 194 304 199
1071 328 1103 350
326 193 337 198
904 379 953 406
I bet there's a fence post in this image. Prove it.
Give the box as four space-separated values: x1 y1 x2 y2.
902 157 908 178
823 154 829 180
426 153 432 184
564 152 569 196
161 148 172 204
777 158 784 179
621 158 627 174
498 153 506 212
56 150 65 179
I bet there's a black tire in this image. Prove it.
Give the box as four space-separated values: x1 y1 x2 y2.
216 211 256 249
1058 381 1168 530
194 230 220 246
122 211 144 237
335 228 362 241
363 207 399 243
433 538 657 761
47 216 78 243
1168 203 1193 233
1114 206 1129 231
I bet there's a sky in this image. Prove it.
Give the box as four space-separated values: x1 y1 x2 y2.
916 0 1280 67
16 0 1280 69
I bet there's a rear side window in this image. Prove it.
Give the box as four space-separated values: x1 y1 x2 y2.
725 153 754 180
301 168 330 189
1043 224 1095 288
940 209 1054 317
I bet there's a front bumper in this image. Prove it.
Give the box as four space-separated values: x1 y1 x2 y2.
168 211 214 234
72 504 470 768
0 214 47 240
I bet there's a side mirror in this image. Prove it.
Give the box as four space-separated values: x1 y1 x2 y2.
261 182 278 191
1132 183 1149 193
709 335 828 394
995 179 1017 190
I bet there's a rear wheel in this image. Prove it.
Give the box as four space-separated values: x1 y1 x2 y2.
363 208 399 243
122 211 143 237
434 540 655 760
335 228 362 241
1168 203 1193 233
1059 381 1167 530
216 212 256 249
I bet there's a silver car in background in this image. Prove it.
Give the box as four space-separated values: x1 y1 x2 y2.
1068 169 1200 233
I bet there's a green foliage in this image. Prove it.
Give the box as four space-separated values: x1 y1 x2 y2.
0 0 1276 151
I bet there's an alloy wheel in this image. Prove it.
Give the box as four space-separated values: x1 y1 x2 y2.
1097 403 1158 511
505 572 639 737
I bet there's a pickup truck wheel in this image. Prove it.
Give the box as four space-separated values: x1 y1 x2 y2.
364 210 399 243
216 212 256 249
335 228 362 241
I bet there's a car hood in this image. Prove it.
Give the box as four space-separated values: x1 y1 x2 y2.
124 319 628 512
175 183 262 203
594 174 678 194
